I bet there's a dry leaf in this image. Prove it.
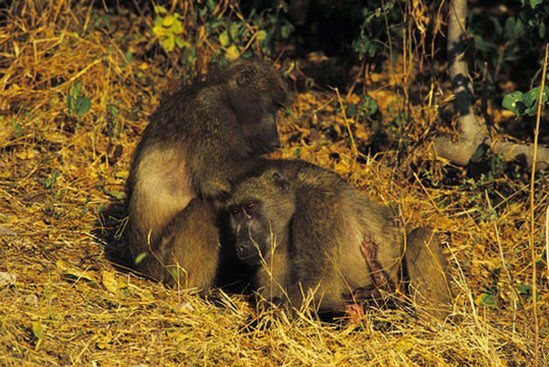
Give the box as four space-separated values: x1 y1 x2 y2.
0 272 16 288
56 259 98 282
101 270 118 293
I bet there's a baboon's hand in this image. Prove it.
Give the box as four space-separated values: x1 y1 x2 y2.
361 237 395 293
345 303 365 323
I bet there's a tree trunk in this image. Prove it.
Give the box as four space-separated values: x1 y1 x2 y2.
434 0 548 171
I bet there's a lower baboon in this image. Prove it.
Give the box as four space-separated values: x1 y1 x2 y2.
125 60 287 290
226 160 452 318
226 160 402 312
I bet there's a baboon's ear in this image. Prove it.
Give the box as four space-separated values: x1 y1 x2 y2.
271 172 291 193
237 66 257 86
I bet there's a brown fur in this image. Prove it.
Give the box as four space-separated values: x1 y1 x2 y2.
226 160 402 312
125 60 287 290
404 227 452 319
227 160 452 318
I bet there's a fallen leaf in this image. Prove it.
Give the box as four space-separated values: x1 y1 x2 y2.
32 321 46 349
56 259 98 282
15 147 37 160
175 301 195 313
0 225 17 236
101 270 118 293
0 272 16 288
115 170 129 180
107 190 126 201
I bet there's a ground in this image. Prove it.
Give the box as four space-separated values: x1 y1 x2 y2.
0 3 547 366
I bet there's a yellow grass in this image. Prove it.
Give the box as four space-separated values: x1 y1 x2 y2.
0 2 547 366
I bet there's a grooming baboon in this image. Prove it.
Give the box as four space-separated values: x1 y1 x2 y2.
125 60 287 290
226 160 452 318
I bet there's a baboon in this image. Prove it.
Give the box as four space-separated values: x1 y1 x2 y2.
226 160 452 318
125 60 287 290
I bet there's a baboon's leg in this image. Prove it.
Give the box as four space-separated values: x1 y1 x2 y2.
405 227 452 319
139 198 222 293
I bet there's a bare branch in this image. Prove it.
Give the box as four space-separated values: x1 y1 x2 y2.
434 0 548 171
434 0 487 165
492 140 549 172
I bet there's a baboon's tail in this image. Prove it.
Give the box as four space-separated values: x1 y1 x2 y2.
404 227 452 320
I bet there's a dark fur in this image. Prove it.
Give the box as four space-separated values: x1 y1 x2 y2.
226 160 452 318
125 60 287 290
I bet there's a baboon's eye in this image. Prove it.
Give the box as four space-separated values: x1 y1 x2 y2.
246 202 255 210
231 207 241 215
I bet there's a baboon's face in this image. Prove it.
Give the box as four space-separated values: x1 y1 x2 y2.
228 199 272 265
227 170 294 265
241 105 281 155
228 60 288 155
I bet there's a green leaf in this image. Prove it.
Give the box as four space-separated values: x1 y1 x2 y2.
490 17 502 36
153 18 166 36
68 95 74 114
69 80 82 98
522 91 534 108
206 0 217 12
11 120 23 137
175 37 189 49
346 103 358 118
75 96 91 116
504 18 516 37
45 170 61 190
503 17 524 38
170 20 184 35
514 18 524 35
474 35 495 52
360 95 378 116
161 35 176 52
517 283 533 297
153 25 167 37
524 86 549 115
107 190 126 200
107 104 119 117
502 91 524 114
163 14 175 27
479 292 496 307
168 267 182 280
225 44 240 61
528 86 549 104
256 30 268 41
229 23 241 40
529 0 542 9
154 5 168 14
219 31 230 47
281 24 294 39
32 321 45 341
134 252 148 265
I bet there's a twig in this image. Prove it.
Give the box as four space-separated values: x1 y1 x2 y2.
334 87 358 156
528 42 548 367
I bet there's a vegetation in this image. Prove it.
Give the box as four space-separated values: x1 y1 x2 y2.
0 1 547 366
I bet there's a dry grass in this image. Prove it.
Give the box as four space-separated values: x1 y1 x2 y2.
0 2 547 366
